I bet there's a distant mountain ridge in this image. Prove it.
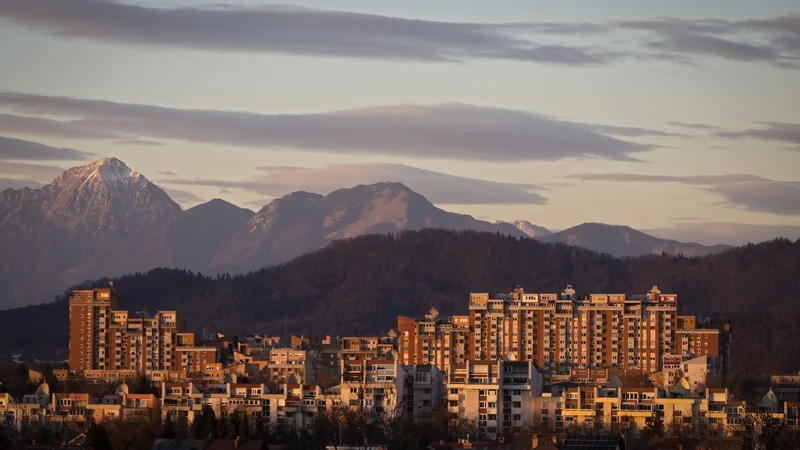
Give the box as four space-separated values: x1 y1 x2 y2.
535 222 732 257
0 158 742 309
0 159 520 308
497 220 551 238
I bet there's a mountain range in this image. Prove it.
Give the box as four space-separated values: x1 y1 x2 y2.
0 157 733 309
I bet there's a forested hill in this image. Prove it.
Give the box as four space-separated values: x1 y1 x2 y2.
1 230 798 377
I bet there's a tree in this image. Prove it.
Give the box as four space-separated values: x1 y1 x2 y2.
642 410 666 439
86 421 113 450
191 407 218 439
10 363 29 398
132 376 153 395
162 414 177 439
176 415 190 439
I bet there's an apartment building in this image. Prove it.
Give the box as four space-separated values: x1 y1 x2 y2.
402 364 443 420
446 360 543 441
160 381 325 430
536 382 745 437
650 355 711 395
266 348 317 385
68 288 217 380
398 285 722 383
0 382 158 429
329 358 406 418
398 308 470 374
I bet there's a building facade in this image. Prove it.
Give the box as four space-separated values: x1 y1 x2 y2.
398 285 723 383
446 360 543 441
69 288 216 379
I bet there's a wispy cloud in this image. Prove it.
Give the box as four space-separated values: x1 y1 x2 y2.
159 163 548 206
589 124 683 138
568 173 800 215
0 177 43 191
0 113 122 140
0 92 657 162
666 121 723 131
114 139 164 147
617 15 800 69
669 216 703 221
716 122 800 147
0 135 93 161
0 0 617 66
1 1 798 69
0 160 66 183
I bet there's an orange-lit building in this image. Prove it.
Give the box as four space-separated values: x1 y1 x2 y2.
398 285 722 382
68 287 216 380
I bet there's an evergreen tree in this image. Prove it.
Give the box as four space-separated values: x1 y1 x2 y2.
176 415 190 439
642 411 666 439
162 414 177 439
10 363 29 398
86 421 113 450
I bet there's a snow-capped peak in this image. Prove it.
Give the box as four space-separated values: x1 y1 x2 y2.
39 157 180 229
497 219 552 238
78 157 145 186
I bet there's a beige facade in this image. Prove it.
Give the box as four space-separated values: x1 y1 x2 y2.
535 383 745 437
446 360 543 441
328 359 406 419
0 382 156 428
160 381 324 430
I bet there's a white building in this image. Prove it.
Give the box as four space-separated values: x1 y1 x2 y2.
446 359 542 441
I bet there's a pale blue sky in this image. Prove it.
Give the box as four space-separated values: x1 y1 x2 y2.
0 0 798 244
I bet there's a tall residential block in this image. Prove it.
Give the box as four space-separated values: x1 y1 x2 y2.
69 287 215 378
398 285 722 381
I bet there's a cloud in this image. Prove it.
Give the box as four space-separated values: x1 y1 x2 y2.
159 162 548 206
158 170 178 177
717 122 800 146
114 139 164 146
666 121 722 131
617 15 800 68
2 1 798 69
257 166 308 172
669 217 703 221
0 177 44 191
0 92 657 162
0 160 67 181
568 173 800 215
0 0 617 66
589 125 682 138
0 135 93 161
644 222 800 246
0 113 123 140
162 187 204 208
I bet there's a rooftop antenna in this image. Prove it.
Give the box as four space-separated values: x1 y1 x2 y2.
284 312 288 335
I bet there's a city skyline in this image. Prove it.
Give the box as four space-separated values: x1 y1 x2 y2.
1 0 799 245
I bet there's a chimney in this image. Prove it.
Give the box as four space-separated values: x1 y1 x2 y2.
234 437 240 448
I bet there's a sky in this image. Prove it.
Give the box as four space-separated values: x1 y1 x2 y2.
0 0 799 245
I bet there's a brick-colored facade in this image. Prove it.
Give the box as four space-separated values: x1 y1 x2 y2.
69 288 215 379
398 285 721 382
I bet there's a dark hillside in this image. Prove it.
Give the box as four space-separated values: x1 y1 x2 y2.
0 230 797 376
